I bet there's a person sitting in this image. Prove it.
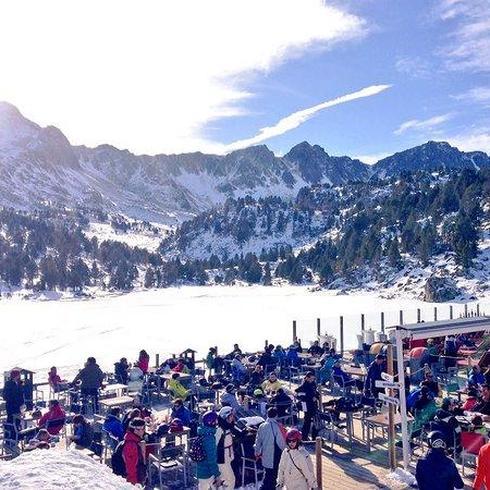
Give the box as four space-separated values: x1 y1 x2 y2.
270 388 293 418
462 388 479 411
411 386 437 438
261 372 282 395
221 384 241 411
273 345 286 368
167 372 190 400
38 399 65 435
415 431 464 490
332 360 363 392
422 373 440 398
123 418 147 486
136 349 150 375
114 358 129 384
227 344 242 358
257 346 276 373
286 345 301 368
25 428 52 451
103 407 124 441
307 340 324 357
319 349 339 385
69 414 94 449
122 408 142 434
473 384 490 416
48 367 69 393
171 398 192 427
172 358 187 373
469 365 486 388
428 398 461 454
251 388 268 417
470 415 488 436
248 365 264 389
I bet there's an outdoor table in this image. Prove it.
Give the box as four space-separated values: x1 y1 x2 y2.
159 372 192 382
343 365 367 379
365 412 414 452
99 395 134 413
102 383 128 397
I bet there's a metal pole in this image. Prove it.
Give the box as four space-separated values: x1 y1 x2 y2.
293 321 297 343
340 316 344 356
450 305 453 320
315 437 323 489
395 329 410 470
399 310 404 325
465 304 468 318
434 307 438 322
387 344 396 471
317 318 321 338
265 339 269 349
381 312 385 333
361 313 365 332
477 304 480 316
155 353 160 368
417 309 421 323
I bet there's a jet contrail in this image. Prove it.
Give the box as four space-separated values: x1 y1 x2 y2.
224 84 391 151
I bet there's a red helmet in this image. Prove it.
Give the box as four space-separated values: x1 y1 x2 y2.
286 428 302 443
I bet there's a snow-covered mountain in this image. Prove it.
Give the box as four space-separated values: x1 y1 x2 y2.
1 101 489 225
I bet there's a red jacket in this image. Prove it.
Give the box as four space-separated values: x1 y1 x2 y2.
123 431 146 485
474 442 490 489
137 356 149 374
38 404 66 435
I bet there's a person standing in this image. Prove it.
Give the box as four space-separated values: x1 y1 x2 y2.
254 407 286 489
277 428 316 489
415 431 464 490
295 372 320 441
216 406 236 488
364 354 385 398
123 418 147 486
196 411 222 490
136 350 150 374
474 439 490 489
3 369 24 426
72 357 104 411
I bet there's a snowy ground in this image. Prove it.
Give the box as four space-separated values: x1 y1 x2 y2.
1 285 487 385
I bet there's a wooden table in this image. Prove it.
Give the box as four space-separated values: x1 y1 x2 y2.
99 395 134 413
343 365 367 378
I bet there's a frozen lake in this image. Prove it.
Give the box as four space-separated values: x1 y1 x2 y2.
0 286 481 382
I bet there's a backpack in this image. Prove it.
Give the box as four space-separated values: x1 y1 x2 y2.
188 435 206 462
111 441 127 477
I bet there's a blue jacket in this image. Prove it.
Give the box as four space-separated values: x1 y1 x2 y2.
103 415 124 440
365 361 383 394
254 418 286 469
171 405 192 427
469 371 485 386
415 449 464 490
332 366 352 384
196 426 220 480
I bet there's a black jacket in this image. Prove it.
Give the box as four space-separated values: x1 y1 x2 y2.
295 381 319 413
3 379 24 416
73 364 104 391
416 449 464 490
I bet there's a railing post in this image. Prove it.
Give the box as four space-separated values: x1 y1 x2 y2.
317 318 321 338
265 339 268 349
155 353 160 368
434 307 438 322
361 313 365 332
417 309 421 323
340 316 344 356
450 305 453 320
477 304 480 316
399 310 404 325
381 312 385 333
293 321 297 342
465 304 468 318
315 437 323 489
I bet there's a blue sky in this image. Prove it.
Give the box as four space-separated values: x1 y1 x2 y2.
0 0 489 160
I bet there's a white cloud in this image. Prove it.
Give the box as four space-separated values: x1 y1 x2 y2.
224 84 391 152
394 113 453 135
0 0 366 155
353 152 391 165
452 86 490 104
395 56 432 79
448 129 490 154
437 0 490 72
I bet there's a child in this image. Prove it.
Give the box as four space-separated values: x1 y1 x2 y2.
470 415 487 436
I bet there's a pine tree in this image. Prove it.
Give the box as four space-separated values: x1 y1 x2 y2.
387 239 402 269
263 262 272 285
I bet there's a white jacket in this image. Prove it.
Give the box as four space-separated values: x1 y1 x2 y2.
277 447 317 489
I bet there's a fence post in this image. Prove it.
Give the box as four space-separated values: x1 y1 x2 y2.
450 305 453 320
465 304 468 318
293 321 297 343
381 312 385 333
315 436 323 489
265 339 268 349
317 318 321 338
434 307 438 322
155 353 160 368
417 309 421 323
399 310 404 325
361 313 365 332
340 316 344 356
477 304 480 316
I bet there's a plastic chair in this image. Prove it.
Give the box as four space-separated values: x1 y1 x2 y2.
240 442 263 487
460 432 487 476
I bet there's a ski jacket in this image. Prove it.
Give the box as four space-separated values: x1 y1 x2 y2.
3 379 24 416
38 404 65 435
196 425 220 480
103 414 124 440
123 430 146 485
254 418 286 469
277 447 316 489
72 364 104 391
416 449 464 490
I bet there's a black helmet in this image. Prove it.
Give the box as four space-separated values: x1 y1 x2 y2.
427 430 446 450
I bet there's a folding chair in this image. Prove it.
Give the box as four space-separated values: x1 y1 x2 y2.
460 432 487 476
